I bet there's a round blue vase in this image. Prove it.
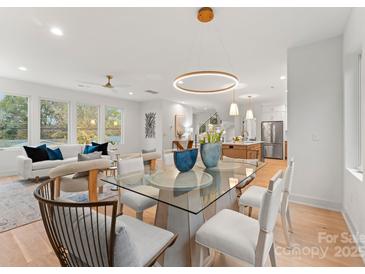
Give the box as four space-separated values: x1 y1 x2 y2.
200 143 221 168
173 148 198 172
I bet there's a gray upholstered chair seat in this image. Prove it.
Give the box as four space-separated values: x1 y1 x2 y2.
54 206 174 266
196 209 261 264
116 215 174 266
120 185 159 212
59 173 106 193
239 185 266 208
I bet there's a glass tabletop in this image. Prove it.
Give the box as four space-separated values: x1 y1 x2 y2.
101 158 265 215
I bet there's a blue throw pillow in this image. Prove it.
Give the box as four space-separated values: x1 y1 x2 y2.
83 145 98 154
47 147 64 160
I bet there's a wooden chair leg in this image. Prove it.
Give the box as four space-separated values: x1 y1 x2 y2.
136 211 143 221
286 207 294 233
119 203 124 215
248 206 253 217
269 243 277 266
281 211 291 248
199 245 205 266
88 169 98 202
150 159 157 171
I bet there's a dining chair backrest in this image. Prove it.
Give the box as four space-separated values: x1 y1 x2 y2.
118 155 144 176
258 170 283 233
34 180 118 267
49 159 110 179
280 158 295 216
283 158 295 193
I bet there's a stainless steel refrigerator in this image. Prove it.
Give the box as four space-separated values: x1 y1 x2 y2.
261 121 284 159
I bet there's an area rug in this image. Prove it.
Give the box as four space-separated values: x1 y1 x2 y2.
0 179 118 233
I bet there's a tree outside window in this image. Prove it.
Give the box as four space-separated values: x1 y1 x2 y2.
40 99 68 144
0 93 28 148
77 104 99 144
105 106 122 144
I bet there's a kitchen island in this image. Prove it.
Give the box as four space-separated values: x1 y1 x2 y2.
222 141 264 161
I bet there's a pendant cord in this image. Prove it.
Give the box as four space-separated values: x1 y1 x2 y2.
212 22 235 73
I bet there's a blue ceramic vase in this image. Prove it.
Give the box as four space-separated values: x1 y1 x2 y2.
174 148 198 172
200 143 221 168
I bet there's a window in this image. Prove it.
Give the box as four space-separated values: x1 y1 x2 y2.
77 104 99 144
355 53 363 172
40 99 69 144
0 93 28 148
105 106 122 144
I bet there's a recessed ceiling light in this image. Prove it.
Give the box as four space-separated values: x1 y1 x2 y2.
128 92 134 95
239 94 259 99
285 90 288 93
50 27 64 36
280 75 287 80
18 66 27 71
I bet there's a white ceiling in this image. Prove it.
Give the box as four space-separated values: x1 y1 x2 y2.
0 7 351 110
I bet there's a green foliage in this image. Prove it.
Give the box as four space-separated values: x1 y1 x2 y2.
199 124 224 144
40 100 68 144
77 104 98 144
105 106 122 143
0 94 28 147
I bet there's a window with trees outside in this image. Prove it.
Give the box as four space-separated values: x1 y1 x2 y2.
40 99 68 144
0 93 28 148
105 106 123 144
77 104 99 144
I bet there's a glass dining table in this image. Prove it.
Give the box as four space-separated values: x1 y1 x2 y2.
101 157 265 266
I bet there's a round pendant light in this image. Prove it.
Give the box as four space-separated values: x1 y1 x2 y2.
173 70 239 94
173 8 239 95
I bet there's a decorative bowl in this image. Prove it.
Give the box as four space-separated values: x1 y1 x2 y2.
173 148 198 172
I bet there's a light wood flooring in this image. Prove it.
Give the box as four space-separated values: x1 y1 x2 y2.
0 159 363 267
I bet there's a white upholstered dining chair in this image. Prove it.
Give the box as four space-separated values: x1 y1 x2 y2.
239 158 295 247
195 170 283 267
48 158 110 201
118 154 159 221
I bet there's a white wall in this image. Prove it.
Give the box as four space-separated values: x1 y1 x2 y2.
287 36 343 210
161 101 193 150
0 77 141 175
140 100 193 153
342 8 365 259
140 100 163 153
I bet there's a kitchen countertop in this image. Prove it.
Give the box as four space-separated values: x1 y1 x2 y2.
223 141 264 145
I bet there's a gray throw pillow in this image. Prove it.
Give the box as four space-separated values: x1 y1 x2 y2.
72 151 102 179
141 148 156 154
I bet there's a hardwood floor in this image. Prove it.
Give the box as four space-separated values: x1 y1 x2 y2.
0 159 363 267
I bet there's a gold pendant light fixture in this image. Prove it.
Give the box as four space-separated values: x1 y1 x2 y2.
173 7 239 95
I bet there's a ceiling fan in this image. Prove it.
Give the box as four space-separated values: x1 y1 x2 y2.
78 75 130 92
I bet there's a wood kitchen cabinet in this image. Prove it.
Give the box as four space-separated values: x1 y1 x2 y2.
221 143 263 162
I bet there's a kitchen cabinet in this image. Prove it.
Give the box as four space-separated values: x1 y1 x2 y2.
221 142 263 162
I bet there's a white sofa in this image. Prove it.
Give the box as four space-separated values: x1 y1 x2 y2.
17 144 110 180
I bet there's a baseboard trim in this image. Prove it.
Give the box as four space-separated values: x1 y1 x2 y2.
342 209 365 264
289 193 342 212
0 170 18 177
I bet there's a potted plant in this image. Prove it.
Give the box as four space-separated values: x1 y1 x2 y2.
199 124 225 168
